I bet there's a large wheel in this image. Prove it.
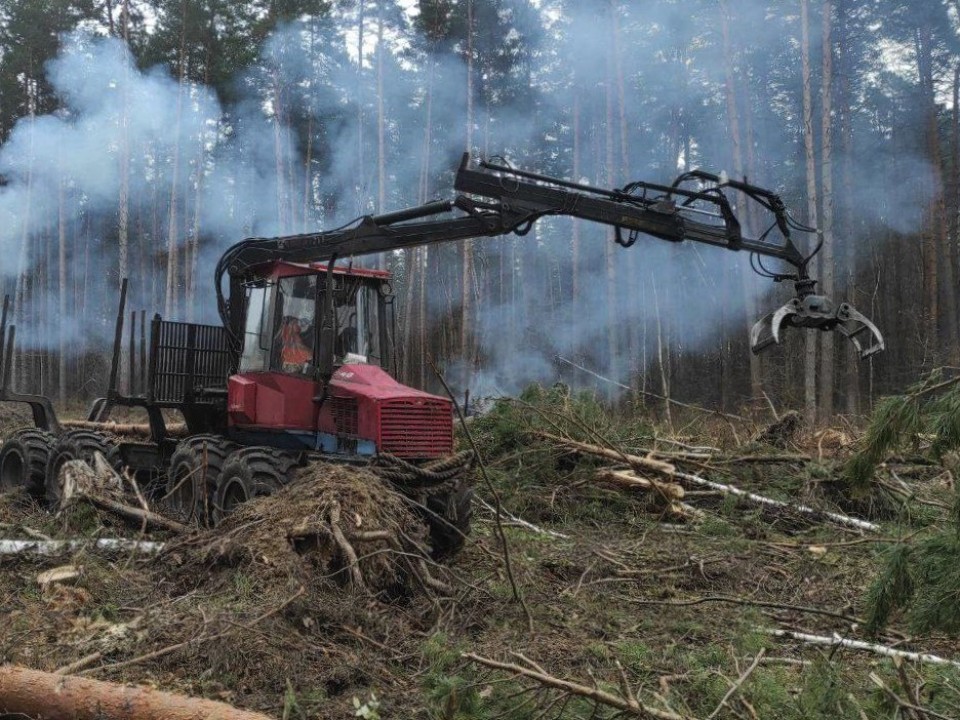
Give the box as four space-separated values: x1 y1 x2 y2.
45 430 113 507
425 480 474 559
215 447 296 521
165 434 236 524
0 429 56 497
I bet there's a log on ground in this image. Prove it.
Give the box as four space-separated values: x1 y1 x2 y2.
0 664 274 720
594 469 685 500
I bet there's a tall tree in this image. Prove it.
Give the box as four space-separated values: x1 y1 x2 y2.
818 0 835 419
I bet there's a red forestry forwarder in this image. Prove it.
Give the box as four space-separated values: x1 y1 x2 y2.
0 154 884 556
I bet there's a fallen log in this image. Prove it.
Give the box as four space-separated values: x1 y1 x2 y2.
541 434 880 532
673 470 880 532
594 469 685 500
0 539 164 556
476 497 569 539
763 628 960 667
62 420 189 438
0 664 274 720
536 432 677 475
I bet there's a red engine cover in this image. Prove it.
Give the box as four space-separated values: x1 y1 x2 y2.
227 365 454 459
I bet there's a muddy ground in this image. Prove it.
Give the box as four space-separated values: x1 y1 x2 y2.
1 395 959 719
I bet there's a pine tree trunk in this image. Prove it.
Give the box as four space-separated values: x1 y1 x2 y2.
273 68 288 234
818 0 835 419
375 4 387 271
164 15 187 319
117 0 131 387
407 56 435 387
117 0 130 286
933 69 959 362
58 170 67 406
302 20 316 232
401 248 418 382
800 0 820 425
915 26 941 351
603 1 620 392
376 5 385 214
14 92 35 392
460 0 475 391
950 63 960 363
187 96 206 323
720 0 760 405
571 94 581 305
418 247 427 389
838 0 860 414
612 2 638 390
356 0 365 215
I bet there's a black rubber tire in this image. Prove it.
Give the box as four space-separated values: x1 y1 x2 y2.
425 480 474 559
45 430 114 507
105 444 128 475
0 428 56 497
215 447 296 521
165 434 237 524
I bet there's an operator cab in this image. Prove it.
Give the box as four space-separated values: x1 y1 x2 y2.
238 261 395 377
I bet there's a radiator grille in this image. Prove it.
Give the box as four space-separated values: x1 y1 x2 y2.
379 398 453 459
330 396 359 436
150 319 231 405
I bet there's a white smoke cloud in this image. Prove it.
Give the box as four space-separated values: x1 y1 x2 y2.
0 6 937 396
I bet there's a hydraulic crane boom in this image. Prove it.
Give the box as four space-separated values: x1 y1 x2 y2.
217 153 884 361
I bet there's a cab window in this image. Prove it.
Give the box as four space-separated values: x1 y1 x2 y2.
272 275 317 374
239 284 273 372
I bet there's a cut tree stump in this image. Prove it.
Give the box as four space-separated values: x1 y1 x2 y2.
0 664 275 720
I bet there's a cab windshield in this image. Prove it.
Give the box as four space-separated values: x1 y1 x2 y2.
238 271 386 376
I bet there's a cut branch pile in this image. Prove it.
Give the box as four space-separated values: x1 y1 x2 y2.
167 461 451 597
58 454 189 533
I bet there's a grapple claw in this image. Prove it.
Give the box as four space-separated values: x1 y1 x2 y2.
834 303 885 359
750 299 800 354
750 294 884 360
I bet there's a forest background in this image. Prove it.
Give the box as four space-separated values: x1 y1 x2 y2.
0 0 956 421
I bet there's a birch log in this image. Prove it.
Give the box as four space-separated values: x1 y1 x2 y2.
764 628 960 667
0 539 164 556
674 470 879 532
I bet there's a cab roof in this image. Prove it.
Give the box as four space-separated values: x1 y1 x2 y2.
269 260 392 280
